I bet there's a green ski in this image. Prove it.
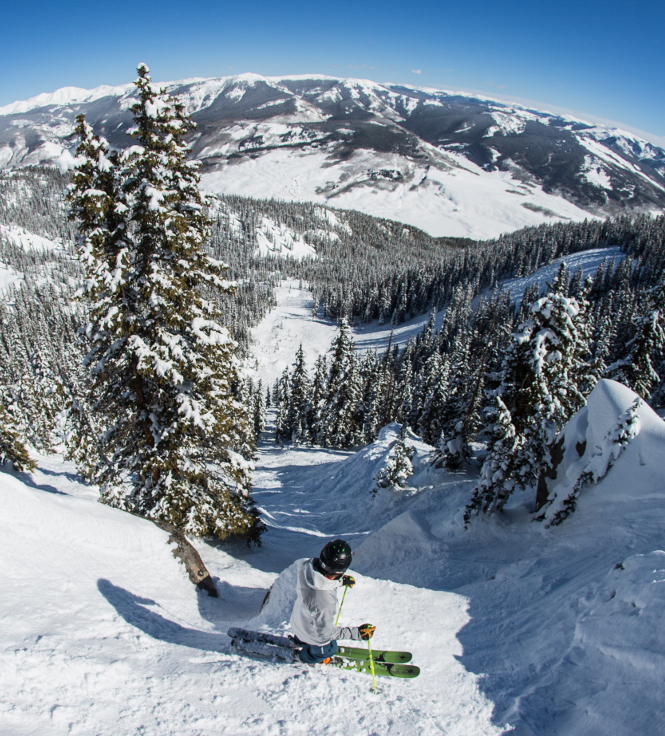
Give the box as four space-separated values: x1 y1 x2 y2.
330 656 420 679
337 645 412 664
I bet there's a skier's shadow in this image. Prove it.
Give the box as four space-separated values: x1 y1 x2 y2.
97 579 230 652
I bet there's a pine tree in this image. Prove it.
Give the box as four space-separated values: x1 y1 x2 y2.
0 401 36 472
373 425 416 494
464 397 521 520
438 292 511 469
361 350 383 442
605 293 664 400
308 354 328 440
317 319 363 447
417 352 450 446
68 64 263 543
289 344 312 444
253 380 266 439
467 264 593 517
274 368 291 442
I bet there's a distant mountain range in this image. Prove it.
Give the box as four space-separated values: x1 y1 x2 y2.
1 73 664 238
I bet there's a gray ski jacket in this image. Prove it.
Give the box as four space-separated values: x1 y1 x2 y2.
290 558 361 646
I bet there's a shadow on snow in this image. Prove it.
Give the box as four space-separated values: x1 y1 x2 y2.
97 578 267 649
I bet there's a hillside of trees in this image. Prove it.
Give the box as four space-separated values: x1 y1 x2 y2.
1 156 664 527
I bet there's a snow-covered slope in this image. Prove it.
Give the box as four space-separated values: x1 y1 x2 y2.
4 275 665 735
350 380 665 735
0 260 23 292
245 288 665 735
498 245 624 303
0 453 500 736
2 73 664 238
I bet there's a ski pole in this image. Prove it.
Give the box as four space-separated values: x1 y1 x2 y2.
368 637 377 693
335 585 348 626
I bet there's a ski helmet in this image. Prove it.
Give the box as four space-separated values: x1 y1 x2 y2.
317 539 353 575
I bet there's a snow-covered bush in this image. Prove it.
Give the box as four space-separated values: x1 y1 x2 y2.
372 425 416 495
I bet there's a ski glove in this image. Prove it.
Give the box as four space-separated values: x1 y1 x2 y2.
359 624 376 640
342 575 356 588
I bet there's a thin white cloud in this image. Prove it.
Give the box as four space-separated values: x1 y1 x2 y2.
411 69 422 75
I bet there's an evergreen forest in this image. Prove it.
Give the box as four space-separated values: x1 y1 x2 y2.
2 80 665 533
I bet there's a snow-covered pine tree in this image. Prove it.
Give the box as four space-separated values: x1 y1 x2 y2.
253 380 266 439
605 294 664 401
68 64 263 543
360 336 399 444
0 400 36 472
417 352 450 446
372 424 416 494
467 264 593 517
393 341 414 424
464 396 521 521
274 368 291 442
308 353 328 440
317 319 363 447
361 350 383 443
288 344 311 444
437 292 512 469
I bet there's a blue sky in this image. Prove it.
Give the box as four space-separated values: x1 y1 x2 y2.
1 0 663 143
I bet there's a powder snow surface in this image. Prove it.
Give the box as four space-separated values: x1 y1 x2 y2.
0 438 499 736
3 286 665 735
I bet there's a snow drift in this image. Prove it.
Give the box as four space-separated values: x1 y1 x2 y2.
542 378 665 523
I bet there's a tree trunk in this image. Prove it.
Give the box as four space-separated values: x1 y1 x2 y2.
153 520 218 597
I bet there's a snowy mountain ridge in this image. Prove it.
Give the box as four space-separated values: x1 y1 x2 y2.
2 72 664 238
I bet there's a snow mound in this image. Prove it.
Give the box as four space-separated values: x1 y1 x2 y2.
352 510 443 585
319 423 434 504
543 379 665 522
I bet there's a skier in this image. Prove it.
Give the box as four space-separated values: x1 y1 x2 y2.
290 539 376 665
